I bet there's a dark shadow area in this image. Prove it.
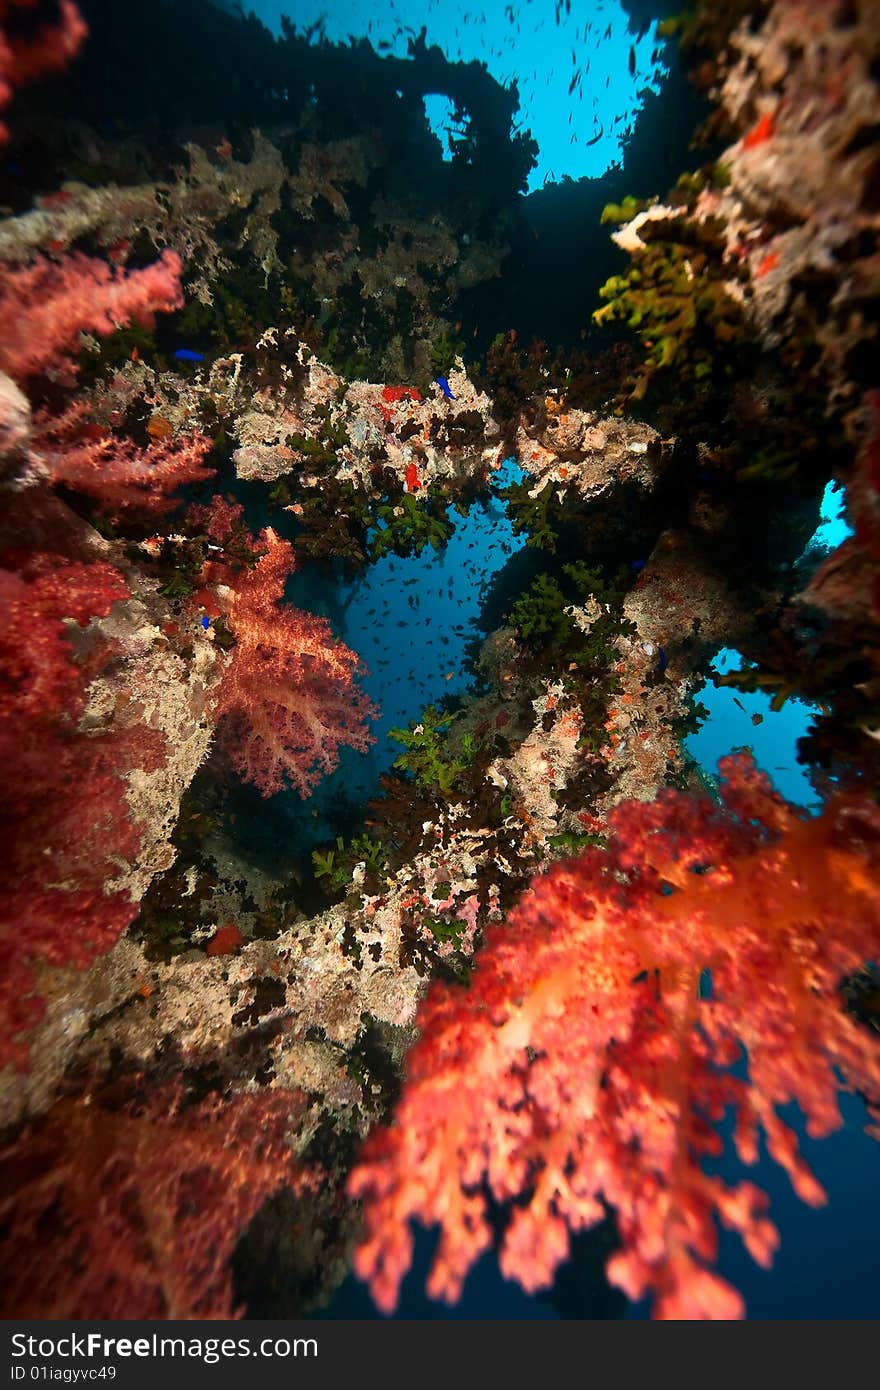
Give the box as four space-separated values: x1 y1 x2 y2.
463 43 713 353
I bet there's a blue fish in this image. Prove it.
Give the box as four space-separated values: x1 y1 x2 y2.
435 376 456 400
200 615 210 630
173 348 205 363
630 559 645 572
657 645 668 674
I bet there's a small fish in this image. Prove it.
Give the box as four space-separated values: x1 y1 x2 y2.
200 615 210 630
435 376 456 400
751 713 764 726
656 646 668 674
630 558 645 572
173 348 204 363
733 696 746 713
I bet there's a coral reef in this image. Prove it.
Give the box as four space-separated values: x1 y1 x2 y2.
0 0 877 1325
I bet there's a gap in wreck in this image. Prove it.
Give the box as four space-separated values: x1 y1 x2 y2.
686 648 823 812
273 458 528 855
255 0 670 190
189 459 529 899
684 485 856 812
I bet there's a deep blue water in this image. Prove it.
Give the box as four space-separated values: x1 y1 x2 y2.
286 458 527 815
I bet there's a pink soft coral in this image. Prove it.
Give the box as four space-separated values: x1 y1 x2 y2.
0 248 216 509
349 755 880 1319
33 401 214 513
209 526 376 797
0 248 184 381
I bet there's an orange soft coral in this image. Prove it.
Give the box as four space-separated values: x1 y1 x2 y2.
349 754 880 1319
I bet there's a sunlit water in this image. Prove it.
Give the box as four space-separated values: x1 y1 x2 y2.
251 0 666 189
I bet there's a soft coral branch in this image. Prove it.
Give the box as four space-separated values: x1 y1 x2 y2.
0 249 216 510
0 248 184 381
0 1 87 143
349 754 880 1319
208 524 376 797
33 401 214 513
0 552 162 1068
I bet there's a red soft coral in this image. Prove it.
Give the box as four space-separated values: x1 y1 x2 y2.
0 1083 312 1318
0 550 127 724
349 754 880 1319
0 248 183 381
209 527 376 797
33 401 214 513
0 553 162 1068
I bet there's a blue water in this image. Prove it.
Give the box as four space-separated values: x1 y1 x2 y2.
685 646 821 811
685 481 854 812
282 459 526 824
251 0 667 189
809 479 853 553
